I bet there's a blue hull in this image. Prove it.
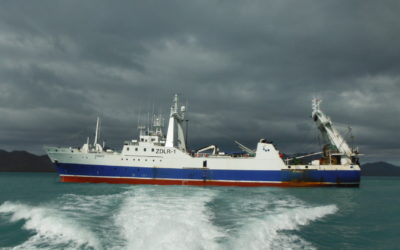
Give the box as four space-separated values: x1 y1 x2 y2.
55 163 360 187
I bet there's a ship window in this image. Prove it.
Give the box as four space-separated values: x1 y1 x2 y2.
153 159 155 162
145 159 147 162
135 148 138 151
127 147 129 151
138 159 140 161
151 148 154 152
144 148 147 152
141 138 144 142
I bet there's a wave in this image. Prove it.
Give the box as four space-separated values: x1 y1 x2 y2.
0 187 339 250
0 201 100 250
114 187 224 250
229 203 338 250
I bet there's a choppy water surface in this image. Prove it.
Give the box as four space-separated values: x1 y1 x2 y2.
0 173 399 249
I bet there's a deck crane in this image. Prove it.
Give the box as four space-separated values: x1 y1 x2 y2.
196 145 220 155
311 99 359 165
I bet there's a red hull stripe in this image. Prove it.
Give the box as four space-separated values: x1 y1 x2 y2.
60 175 359 187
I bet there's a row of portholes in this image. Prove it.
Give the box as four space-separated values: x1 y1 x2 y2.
120 158 162 162
126 147 155 152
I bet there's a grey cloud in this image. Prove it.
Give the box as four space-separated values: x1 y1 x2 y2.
0 0 399 164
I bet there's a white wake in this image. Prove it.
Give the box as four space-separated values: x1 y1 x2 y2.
0 188 339 250
114 187 224 250
0 201 100 250
228 198 338 250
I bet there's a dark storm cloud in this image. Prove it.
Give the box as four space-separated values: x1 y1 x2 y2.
0 0 399 164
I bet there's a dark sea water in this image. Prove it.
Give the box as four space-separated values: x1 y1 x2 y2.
0 173 399 250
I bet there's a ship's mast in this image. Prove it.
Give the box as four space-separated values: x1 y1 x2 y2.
91 117 104 152
312 99 356 164
94 117 100 147
166 94 187 151
153 114 164 137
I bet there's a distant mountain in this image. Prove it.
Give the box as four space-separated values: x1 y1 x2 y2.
361 161 400 176
0 150 55 172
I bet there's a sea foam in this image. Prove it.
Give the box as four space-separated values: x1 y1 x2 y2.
0 201 100 249
0 188 338 250
114 187 224 250
229 202 338 250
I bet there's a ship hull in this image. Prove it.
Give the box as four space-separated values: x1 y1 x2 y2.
55 163 360 187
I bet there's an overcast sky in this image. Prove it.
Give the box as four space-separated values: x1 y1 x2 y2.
0 0 399 164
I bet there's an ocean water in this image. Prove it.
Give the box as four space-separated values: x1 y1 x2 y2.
0 173 398 250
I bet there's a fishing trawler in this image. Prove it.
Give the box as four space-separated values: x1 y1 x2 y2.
44 95 361 187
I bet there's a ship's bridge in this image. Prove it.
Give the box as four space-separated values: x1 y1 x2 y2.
125 134 166 147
